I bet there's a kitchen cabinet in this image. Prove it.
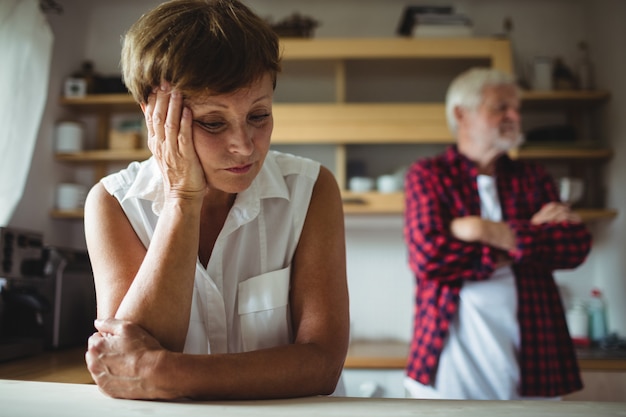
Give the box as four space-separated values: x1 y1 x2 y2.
563 371 626 402
343 340 626 401
54 38 615 221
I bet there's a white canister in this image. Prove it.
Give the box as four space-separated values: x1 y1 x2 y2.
56 183 87 210
531 56 554 91
54 121 84 152
566 299 588 340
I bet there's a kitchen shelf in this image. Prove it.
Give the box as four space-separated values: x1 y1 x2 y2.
574 209 618 221
509 147 613 160
55 99 612 149
342 191 404 214
50 209 85 219
56 37 615 218
59 90 611 108
51 193 617 221
56 149 150 162
279 37 512 69
341 192 616 220
520 89 610 108
272 103 451 144
60 94 137 111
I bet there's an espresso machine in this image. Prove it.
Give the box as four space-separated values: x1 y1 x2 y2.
0 227 96 362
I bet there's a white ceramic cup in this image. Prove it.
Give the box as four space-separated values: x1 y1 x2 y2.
559 177 584 205
56 183 87 210
376 175 400 193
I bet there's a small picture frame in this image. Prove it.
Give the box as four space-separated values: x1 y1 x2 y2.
64 77 87 97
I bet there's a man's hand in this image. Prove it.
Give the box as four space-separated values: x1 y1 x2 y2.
450 216 515 251
450 216 484 242
531 202 581 225
85 319 170 400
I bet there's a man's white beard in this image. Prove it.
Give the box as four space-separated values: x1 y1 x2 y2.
471 124 525 152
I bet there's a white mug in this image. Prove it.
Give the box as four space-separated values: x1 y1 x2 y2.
376 175 400 193
559 177 584 205
56 183 87 210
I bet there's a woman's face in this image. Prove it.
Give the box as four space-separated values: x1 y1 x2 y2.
185 73 274 195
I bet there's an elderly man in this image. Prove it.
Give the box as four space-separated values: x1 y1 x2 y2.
403 67 591 400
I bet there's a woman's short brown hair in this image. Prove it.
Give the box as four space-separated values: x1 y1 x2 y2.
121 0 281 104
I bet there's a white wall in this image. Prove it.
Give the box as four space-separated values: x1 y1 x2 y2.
584 0 626 336
10 0 625 339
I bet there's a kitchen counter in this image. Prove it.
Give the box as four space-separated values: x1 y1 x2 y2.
0 346 92 384
346 340 626 371
1 380 625 417
0 340 625 385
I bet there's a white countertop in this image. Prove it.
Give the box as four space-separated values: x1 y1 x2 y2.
1 380 625 417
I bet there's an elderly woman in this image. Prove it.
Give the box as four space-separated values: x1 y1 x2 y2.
84 0 348 401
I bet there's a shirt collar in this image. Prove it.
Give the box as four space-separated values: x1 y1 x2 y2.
445 145 513 177
122 151 291 217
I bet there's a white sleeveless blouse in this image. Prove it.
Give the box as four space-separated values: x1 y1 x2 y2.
101 150 320 355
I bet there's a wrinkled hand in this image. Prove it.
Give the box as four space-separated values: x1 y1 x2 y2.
85 318 168 399
145 84 206 201
531 202 581 225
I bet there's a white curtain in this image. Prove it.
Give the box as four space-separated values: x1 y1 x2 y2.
0 0 53 225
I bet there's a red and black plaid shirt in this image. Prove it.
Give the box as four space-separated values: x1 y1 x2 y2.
404 145 591 397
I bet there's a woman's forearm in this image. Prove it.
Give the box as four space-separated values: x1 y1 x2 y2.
115 198 202 351
155 342 344 400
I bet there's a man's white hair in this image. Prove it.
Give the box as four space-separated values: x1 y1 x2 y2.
445 68 519 134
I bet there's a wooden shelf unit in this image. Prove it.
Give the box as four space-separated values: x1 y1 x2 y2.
56 38 614 218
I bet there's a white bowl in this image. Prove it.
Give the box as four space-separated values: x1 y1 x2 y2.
349 176 374 192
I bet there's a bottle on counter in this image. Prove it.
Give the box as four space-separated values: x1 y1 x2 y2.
588 288 608 344
566 299 589 347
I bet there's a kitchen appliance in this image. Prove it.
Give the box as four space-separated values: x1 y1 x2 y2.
0 227 96 362
1 227 45 279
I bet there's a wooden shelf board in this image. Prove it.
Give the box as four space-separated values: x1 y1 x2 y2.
60 94 138 112
576 208 618 221
56 149 151 162
60 90 609 105
521 89 610 103
50 209 85 219
272 103 453 144
342 191 404 214
49 195 617 220
280 37 510 61
509 147 613 160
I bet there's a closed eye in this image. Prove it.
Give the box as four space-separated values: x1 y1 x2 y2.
194 120 226 133
249 113 271 124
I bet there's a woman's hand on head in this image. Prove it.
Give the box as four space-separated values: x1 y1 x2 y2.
144 83 207 202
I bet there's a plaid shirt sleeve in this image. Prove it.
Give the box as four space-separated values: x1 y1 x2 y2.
503 163 592 269
404 159 499 284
